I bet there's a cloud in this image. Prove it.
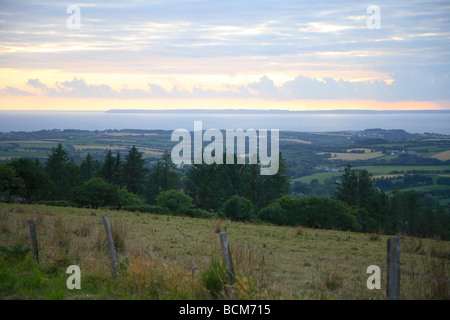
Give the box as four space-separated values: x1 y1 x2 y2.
55 78 116 98
2 65 450 102
0 86 33 96
27 78 48 90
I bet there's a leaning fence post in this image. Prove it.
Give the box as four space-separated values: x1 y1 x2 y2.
27 219 39 264
102 214 119 278
219 231 235 285
387 236 401 300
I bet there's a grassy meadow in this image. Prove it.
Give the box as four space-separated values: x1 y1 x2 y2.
0 203 448 300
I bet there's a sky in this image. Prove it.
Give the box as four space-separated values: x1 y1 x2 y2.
0 0 449 111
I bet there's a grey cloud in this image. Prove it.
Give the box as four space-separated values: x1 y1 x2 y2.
0 86 34 96
27 78 48 90
3 66 450 101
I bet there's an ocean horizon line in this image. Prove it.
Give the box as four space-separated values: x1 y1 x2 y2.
2 109 450 114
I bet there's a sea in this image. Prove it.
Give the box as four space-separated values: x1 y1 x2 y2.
0 110 449 135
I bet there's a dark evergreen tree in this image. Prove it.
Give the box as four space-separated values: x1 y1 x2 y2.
101 150 116 183
121 146 147 195
113 150 122 185
335 164 359 206
184 162 222 210
146 150 180 203
184 152 290 211
80 153 97 182
0 164 24 202
9 158 51 202
401 190 422 236
45 143 76 199
45 143 69 183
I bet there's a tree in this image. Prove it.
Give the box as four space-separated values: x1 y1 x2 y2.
117 186 142 209
101 150 116 183
45 143 69 183
335 164 359 206
155 189 193 215
256 152 291 208
121 146 147 195
45 143 74 199
221 195 253 221
0 164 24 202
146 150 180 203
275 195 361 231
401 190 421 236
113 150 122 185
80 153 97 182
73 177 118 209
9 158 51 203
184 152 290 211
184 162 223 211
387 189 402 234
258 203 288 225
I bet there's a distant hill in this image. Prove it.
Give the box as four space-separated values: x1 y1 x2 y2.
106 109 450 114
355 128 414 140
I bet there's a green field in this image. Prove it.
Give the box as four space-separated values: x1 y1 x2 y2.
293 172 340 184
1 203 448 300
293 165 450 184
355 165 450 175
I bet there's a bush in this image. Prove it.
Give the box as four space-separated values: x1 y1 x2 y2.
258 203 288 225
155 190 193 215
117 187 142 208
275 195 362 231
221 195 253 221
72 177 118 209
350 207 379 233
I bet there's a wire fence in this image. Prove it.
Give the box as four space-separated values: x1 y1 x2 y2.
1 213 449 300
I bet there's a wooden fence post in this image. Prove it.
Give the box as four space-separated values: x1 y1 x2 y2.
387 236 401 300
219 231 235 285
27 219 39 264
102 214 119 278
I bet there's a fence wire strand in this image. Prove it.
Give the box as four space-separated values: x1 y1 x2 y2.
2 215 449 298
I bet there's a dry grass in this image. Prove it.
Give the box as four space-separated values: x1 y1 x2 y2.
73 145 129 151
318 150 384 161
372 174 404 180
279 138 312 145
431 150 450 161
103 133 158 136
0 203 449 300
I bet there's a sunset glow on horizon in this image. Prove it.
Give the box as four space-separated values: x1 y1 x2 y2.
1 1 449 112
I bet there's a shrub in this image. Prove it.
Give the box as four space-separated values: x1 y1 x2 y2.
72 177 117 209
258 203 288 225
275 195 362 231
155 190 193 215
350 207 379 233
221 195 253 221
117 187 142 208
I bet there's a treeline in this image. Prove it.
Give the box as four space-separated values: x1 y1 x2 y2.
332 165 450 240
373 174 434 191
0 143 290 215
1 145 449 240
